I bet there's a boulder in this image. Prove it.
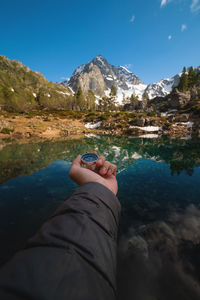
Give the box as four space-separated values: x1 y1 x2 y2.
190 86 200 100
136 118 146 126
174 114 190 122
166 89 191 109
124 103 135 111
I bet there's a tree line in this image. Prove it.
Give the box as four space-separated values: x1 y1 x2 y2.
178 66 200 92
72 85 147 112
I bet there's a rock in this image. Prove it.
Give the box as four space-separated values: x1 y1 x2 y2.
137 99 147 110
150 119 157 126
166 89 191 109
192 124 200 137
190 86 200 100
136 118 146 126
167 115 176 122
174 114 190 122
124 103 135 111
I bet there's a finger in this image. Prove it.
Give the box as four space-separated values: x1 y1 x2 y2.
85 164 96 171
108 165 117 176
98 161 112 176
104 163 117 177
107 167 113 176
96 155 106 167
72 155 82 167
99 165 108 175
112 164 117 176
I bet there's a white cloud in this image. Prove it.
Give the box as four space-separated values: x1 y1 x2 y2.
161 0 174 7
168 35 172 40
181 24 187 31
160 0 200 13
161 0 167 7
130 15 135 22
190 0 200 13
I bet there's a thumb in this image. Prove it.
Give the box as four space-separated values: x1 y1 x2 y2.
72 155 82 167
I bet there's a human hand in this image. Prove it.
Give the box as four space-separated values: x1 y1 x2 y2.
69 154 118 195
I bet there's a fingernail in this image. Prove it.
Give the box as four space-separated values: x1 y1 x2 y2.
108 168 112 175
102 167 107 172
98 159 102 164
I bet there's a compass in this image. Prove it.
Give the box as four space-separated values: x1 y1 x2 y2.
81 153 98 164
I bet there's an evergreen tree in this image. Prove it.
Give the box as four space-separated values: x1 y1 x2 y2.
108 85 117 111
101 96 109 111
110 85 117 96
86 90 96 110
178 67 189 92
188 66 196 87
130 94 139 107
75 86 85 110
142 93 147 100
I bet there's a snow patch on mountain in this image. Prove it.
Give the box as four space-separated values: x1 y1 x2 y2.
145 74 180 100
73 64 86 76
115 83 147 104
96 55 106 66
62 55 181 104
118 65 132 74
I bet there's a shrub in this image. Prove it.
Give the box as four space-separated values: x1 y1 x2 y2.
148 111 156 116
0 127 14 134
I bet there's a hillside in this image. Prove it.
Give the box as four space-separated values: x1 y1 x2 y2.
0 56 73 112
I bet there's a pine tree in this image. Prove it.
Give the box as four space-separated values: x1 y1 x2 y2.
130 94 139 107
188 66 196 87
183 66 187 74
110 85 117 96
178 67 189 92
101 96 109 111
142 93 147 100
86 90 96 110
75 86 85 110
108 85 117 111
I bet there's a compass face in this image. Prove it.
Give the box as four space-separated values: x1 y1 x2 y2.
81 153 98 163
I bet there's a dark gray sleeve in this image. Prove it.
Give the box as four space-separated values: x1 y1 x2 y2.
0 182 121 300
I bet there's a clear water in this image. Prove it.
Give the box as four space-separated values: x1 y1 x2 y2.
1 135 200 299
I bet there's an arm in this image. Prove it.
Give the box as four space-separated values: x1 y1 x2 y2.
0 155 120 300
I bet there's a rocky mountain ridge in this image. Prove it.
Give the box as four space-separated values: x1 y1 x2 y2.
63 55 183 103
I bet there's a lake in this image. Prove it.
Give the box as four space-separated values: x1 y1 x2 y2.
1 135 200 300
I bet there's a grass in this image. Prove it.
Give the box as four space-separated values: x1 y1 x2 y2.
0 127 14 134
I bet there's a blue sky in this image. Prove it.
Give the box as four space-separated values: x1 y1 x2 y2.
0 0 199 84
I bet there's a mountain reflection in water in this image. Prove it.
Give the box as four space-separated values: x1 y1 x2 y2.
0 135 200 300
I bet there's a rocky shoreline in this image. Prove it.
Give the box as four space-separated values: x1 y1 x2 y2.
0 110 200 141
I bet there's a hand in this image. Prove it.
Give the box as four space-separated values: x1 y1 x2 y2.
69 154 118 195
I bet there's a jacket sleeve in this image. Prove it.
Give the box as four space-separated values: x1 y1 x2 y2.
0 182 121 300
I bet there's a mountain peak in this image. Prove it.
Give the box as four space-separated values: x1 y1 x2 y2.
92 55 108 66
63 56 181 103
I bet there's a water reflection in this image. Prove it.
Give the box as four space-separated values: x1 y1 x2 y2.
1 136 200 185
0 136 200 299
117 205 200 300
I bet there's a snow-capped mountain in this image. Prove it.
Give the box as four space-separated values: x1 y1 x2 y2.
62 55 181 104
144 74 181 100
